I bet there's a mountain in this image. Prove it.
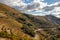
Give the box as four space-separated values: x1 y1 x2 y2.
46 15 60 24
0 3 60 40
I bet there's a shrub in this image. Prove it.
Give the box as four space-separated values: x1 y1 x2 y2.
22 24 35 37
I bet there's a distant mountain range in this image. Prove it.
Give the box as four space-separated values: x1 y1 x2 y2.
0 3 60 40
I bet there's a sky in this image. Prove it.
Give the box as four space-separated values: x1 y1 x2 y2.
0 0 60 18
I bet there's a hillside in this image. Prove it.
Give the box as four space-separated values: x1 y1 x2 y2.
0 3 60 40
46 15 60 24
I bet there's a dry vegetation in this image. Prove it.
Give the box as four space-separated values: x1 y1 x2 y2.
0 3 60 40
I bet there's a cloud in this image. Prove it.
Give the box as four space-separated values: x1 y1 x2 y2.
12 0 47 12
40 2 60 18
24 3 40 10
31 2 60 18
43 2 60 11
0 0 47 12
0 0 26 6
13 2 41 12
0 0 60 18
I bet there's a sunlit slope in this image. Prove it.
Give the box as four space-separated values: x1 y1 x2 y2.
0 3 35 40
0 3 60 40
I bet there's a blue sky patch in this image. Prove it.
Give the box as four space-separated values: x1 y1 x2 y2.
43 0 60 4
22 0 34 4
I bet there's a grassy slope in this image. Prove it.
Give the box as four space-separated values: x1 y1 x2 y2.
0 3 34 40
0 3 60 40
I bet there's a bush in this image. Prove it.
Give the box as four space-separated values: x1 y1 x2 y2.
0 31 22 40
0 31 12 38
22 24 35 37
